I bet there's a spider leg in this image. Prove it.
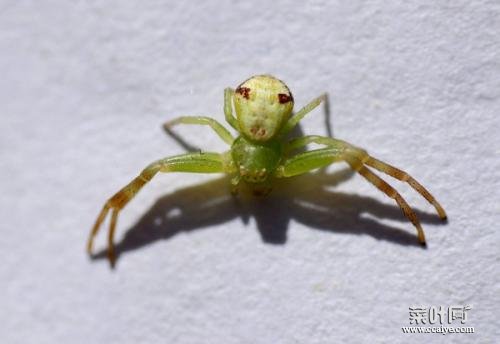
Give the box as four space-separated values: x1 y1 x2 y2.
277 147 428 245
163 116 234 145
224 88 240 130
361 156 446 219
88 151 233 267
278 93 327 137
284 135 447 219
343 155 427 245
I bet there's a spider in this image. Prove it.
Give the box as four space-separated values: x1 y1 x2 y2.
88 74 447 266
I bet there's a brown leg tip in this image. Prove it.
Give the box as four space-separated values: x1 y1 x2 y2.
107 250 117 269
86 241 93 255
420 241 427 248
109 257 116 269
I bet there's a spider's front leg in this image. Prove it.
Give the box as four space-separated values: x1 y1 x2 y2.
277 138 447 245
88 152 232 267
285 136 447 220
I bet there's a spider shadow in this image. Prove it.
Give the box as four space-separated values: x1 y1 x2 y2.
92 102 445 265
91 169 445 265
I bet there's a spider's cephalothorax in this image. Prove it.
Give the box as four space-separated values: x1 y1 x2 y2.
89 74 447 267
230 135 281 195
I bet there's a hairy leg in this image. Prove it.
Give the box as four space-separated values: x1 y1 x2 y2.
163 116 234 145
88 152 232 266
284 135 446 219
278 93 327 137
224 88 240 130
277 147 429 245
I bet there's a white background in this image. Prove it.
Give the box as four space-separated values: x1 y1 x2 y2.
1 1 499 343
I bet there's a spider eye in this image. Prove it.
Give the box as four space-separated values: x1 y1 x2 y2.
236 86 251 99
278 93 293 104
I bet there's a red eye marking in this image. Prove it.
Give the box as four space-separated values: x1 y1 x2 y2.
236 86 251 99
278 93 293 104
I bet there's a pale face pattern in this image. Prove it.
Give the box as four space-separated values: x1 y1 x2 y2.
233 75 294 141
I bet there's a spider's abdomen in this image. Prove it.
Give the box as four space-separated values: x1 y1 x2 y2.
233 75 293 142
231 136 282 184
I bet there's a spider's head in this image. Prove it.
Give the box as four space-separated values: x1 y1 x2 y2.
234 75 294 142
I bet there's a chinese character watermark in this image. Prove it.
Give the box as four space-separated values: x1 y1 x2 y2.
409 306 428 324
403 305 474 335
448 305 472 324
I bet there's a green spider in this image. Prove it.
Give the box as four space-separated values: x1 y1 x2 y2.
88 74 447 266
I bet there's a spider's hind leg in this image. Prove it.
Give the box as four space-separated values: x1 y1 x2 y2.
279 94 327 138
163 116 234 146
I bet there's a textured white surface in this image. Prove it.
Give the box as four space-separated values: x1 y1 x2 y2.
1 1 499 343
